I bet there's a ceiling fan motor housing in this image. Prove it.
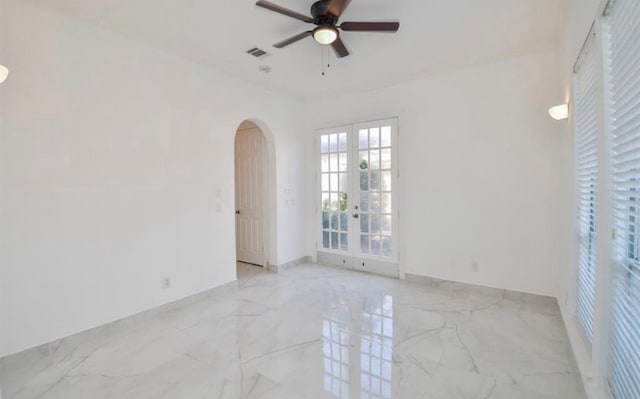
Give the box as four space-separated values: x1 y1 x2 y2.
311 0 338 25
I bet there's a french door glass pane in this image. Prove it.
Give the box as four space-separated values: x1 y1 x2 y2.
320 132 349 252
358 125 393 258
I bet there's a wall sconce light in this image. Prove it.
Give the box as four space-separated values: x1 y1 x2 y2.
548 104 569 121
0 64 8 84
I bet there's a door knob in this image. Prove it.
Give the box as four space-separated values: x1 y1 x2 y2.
235 210 240 215
353 213 359 219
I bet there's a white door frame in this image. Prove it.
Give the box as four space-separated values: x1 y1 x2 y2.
234 121 271 268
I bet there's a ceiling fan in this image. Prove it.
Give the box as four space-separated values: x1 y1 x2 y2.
255 0 400 58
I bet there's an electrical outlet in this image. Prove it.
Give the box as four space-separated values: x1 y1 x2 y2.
162 277 171 289
471 261 480 272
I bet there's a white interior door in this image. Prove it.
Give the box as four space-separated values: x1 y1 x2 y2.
235 127 265 266
317 118 399 277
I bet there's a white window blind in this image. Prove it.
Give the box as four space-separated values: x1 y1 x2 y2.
607 0 640 397
574 28 599 345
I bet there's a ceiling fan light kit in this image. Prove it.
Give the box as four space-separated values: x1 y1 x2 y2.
313 26 338 45
255 0 400 58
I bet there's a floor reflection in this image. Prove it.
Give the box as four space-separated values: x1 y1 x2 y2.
323 295 351 399
323 292 394 399
360 294 393 399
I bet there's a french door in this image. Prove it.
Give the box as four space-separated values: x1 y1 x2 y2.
316 118 399 277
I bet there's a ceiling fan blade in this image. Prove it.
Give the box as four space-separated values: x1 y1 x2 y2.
331 37 349 58
327 0 352 18
255 1 313 23
340 21 400 32
273 31 312 48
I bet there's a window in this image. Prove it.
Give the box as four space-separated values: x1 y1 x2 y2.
320 130 351 252
573 27 599 345
357 125 394 258
606 0 640 397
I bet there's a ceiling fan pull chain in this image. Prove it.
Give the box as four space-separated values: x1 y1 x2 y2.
320 46 325 76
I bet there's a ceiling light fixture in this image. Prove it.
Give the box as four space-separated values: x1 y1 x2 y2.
0 64 8 84
548 104 569 121
313 25 338 45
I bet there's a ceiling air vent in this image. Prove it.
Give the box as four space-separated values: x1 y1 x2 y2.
246 47 269 58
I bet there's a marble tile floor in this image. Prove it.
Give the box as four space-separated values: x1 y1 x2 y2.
0 263 586 399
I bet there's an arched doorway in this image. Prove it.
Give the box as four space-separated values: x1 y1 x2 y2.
234 120 273 272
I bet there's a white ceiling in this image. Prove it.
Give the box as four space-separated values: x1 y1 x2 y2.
30 0 570 100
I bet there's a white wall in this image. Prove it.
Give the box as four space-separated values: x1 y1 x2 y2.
306 49 570 297
0 0 308 357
